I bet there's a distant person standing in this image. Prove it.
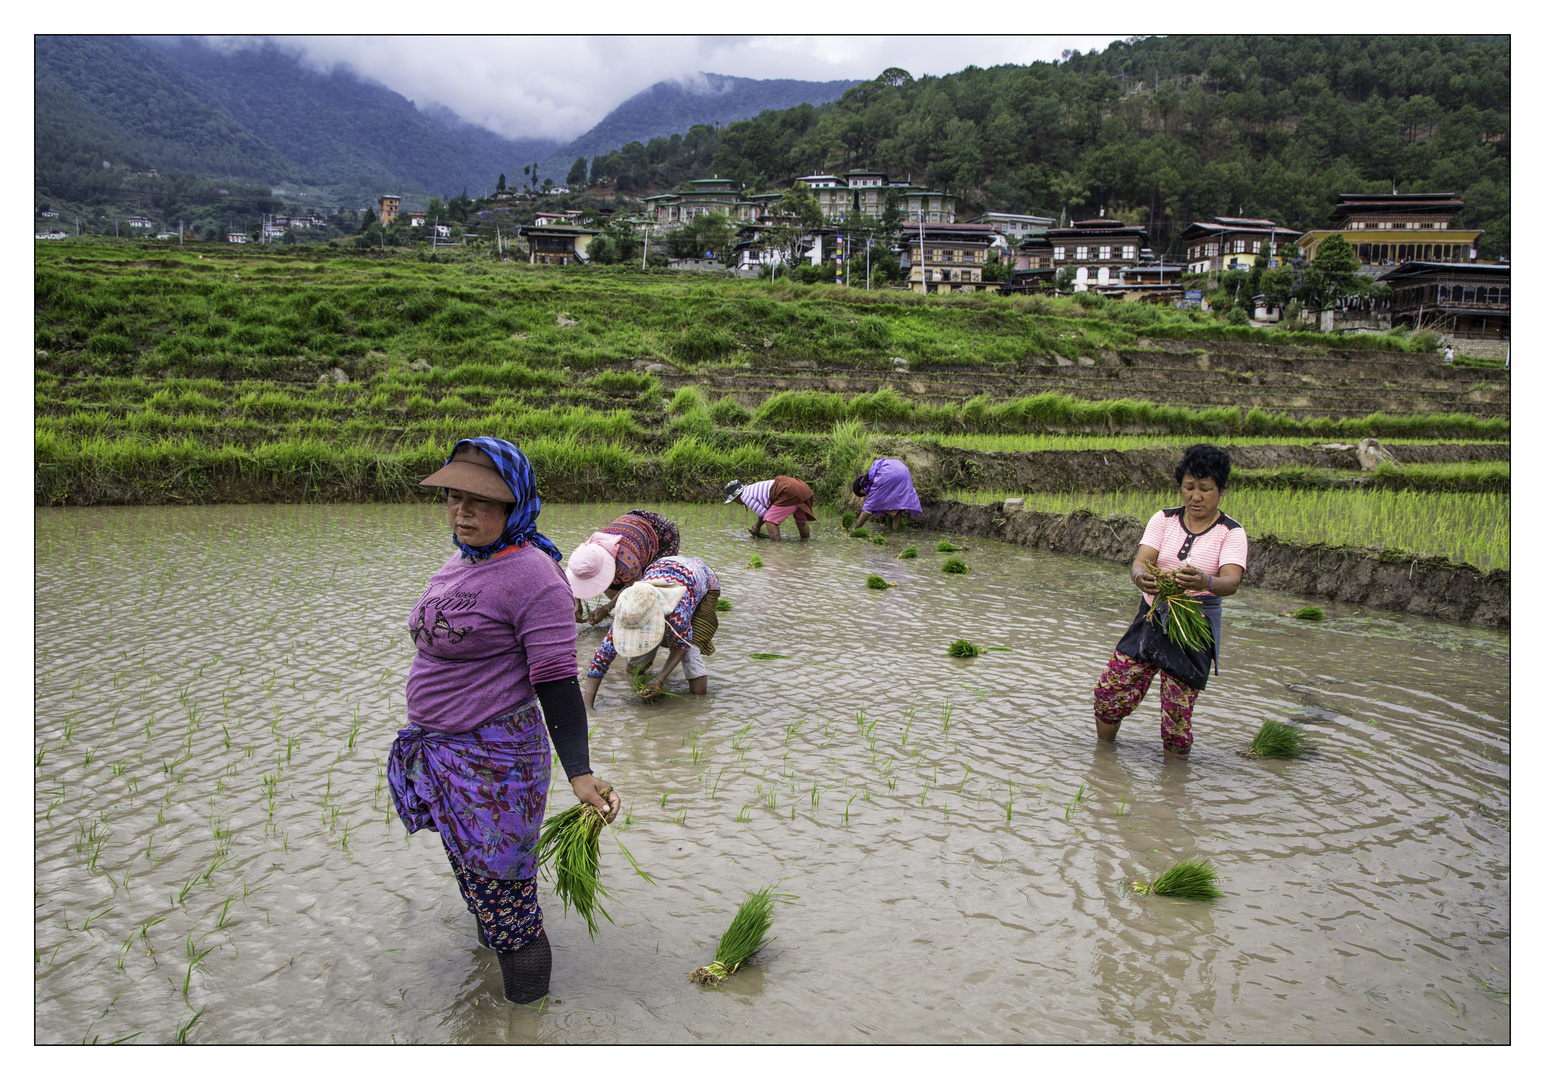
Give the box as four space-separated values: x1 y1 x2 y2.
724 476 817 540
1444 345 1455 363
851 458 922 533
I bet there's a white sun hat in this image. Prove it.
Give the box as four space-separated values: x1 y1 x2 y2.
565 539 618 600
610 580 689 657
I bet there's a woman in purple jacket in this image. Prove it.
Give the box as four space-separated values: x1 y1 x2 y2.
851 457 923 533
387 438 621 1005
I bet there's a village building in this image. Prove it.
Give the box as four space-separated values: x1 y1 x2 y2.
227 232 249 243
377 195 401 226
1378 261 1509 344
1044 219 1149 290
408 212 427 227
40 210 59 218
1295 193 1480 268
127 215 153 229
644 178 761 227
903 222 997 294
522 224 599 265
970 211 1054 243
1177 216 1285 273
533 210 586 227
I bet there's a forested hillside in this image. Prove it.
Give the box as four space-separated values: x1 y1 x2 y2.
591 36 1509 258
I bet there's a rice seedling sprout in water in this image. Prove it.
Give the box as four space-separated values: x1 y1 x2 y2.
896 545 918 559
1129 855 1224 901
871 535 887 545
865 574 896 590
1291 605 1326 621
849 527 872 539
748 653 789 660
936 540 963 552
940 558 970 575
841 511 857 530
947 639 984 658
746 554 764 569
1242 718 1307 759
716 597 733 612
688 884 796 986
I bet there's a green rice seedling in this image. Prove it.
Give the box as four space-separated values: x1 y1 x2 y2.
947 639 984 658
688 885 796 986
841 511 857 529
746 554 765 569
849 527 872 539
865 574 896 590
536 795 653 939
940 558 970 574
1291 606 1326 621
1143 561 1212 651
748 653 789 660
1129 855 1224 901
871 535 887 545
896 545 918 559
1064 784 1090 823
716 597 733 612
935 540 963 552
1242 718 1307 759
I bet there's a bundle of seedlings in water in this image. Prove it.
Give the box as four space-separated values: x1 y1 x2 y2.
748 653 790 660
940 558 970 575
895 545 918 559
849 527 872 539
746 554 765 569
1241 717 1306 759
1129 855 1223 901
688 885 795 987
947 639 984 658
841 511 857 530
865 574 896 590
1142 561 1213 651
536 796 654 939
716 596 734 612
1290 606 1325 621
871 535 887 545
936 540 964 552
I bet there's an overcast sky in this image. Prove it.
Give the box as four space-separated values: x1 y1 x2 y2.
207 35 1130 143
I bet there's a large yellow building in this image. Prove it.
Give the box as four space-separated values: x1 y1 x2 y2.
1295 193 1478 268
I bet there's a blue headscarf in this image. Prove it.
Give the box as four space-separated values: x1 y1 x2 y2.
443 437 563 564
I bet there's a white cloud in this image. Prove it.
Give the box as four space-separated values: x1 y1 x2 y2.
240 35 1126 143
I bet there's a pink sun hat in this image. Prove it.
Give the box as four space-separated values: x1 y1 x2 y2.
564 534 620 599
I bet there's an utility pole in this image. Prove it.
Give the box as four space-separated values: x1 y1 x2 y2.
641 224 649 270
918 211 926 296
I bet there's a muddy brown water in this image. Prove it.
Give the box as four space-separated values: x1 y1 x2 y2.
35 503 1510 1044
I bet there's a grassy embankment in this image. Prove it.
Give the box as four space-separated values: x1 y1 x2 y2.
35 243 1507 566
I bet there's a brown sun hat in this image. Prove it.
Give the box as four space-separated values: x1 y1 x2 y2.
419 443 515 502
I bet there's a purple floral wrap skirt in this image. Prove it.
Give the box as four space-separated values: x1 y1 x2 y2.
386 697 551 881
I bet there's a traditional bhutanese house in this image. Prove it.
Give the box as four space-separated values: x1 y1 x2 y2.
1014 233 1055 272
1296 193 1479 268
644 178 761 227
1100 263 1187 302
533 210 586 227
1377 261 1509 343
902 222 998 294
1177 216 1284 273
1046 219 1148 290
378 195 401 226
971 212 1055 244
523 224 599 265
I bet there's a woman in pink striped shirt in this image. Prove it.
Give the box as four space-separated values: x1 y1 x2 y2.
1092 444 1248 761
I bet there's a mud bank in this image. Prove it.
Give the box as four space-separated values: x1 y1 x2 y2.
914 498 1510 630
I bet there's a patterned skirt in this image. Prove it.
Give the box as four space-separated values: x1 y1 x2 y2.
690 589 721 656
386 697 550 880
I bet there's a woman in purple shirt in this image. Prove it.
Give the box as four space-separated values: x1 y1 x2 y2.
852 457 923 533
387 438 621 1005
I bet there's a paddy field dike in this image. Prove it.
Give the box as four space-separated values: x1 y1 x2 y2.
34 241 1509 624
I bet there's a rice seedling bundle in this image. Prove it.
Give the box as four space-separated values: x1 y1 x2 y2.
935 540 962 552
849 527 872 539
871 535 887 545
841 511 857 529
748 653 789 660
896 545 918 559
1291 606 1325 621
746 554 765 569
1142 561 1213 651
1129 855 1223 901
940 558 970 574
536 798 652 939
689 885 795 986
1242 718 1306 759
947 639 984 658
865 574 896 590
716 597 734 612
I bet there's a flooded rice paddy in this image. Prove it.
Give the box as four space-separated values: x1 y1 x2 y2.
35 502 1510 1043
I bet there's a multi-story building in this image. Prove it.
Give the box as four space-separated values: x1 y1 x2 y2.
1177 216 1285 273
1379 261 1509 343
971 212 1054 244
644 178 762 227
378 195 401 226
903 223 998 294
791 171 957 224
1041 219 1150 290
1295 193 1479 268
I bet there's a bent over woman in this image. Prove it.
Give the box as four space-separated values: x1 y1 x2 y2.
852 458 922 533
1091 444 1248 761
564 509 681 623
387 438 621 1004
582 555 720 706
